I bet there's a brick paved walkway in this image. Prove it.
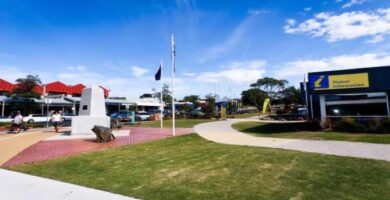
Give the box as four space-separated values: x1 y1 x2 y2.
0 131 57 165
3 127 193 166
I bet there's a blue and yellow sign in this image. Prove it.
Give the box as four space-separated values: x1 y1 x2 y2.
310 73 369 90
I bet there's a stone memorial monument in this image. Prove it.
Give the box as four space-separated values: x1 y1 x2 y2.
71 86 110 135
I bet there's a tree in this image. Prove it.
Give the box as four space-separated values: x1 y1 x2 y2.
12 75 42 99
203 94 216 114
250 77 288 99
280 86 302 105
241 88 267 110
10 75 42 115
140 93 153 98
183 95 199 104
154 84 173 105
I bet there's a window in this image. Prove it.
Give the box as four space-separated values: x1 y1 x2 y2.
325 93 388 117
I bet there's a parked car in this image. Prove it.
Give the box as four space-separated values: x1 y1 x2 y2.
23 114 50 123
190 110 205 117
111 110 135 122
61 113 75 121
136 111 151 121
0 117 13 123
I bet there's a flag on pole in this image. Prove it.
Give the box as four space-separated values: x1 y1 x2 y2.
155 65 162 81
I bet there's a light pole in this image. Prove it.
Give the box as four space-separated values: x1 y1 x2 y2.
42 84 46 115
42 84 50 128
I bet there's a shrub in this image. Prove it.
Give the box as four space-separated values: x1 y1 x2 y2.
368 118 390 133
333 117 368 133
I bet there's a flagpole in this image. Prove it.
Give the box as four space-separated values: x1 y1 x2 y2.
160 59 164 129
171 34 176 137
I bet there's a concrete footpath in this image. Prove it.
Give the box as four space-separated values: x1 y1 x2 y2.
194 119 390 161
0 169 137 200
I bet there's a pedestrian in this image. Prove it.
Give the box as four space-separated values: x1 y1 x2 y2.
12 111 23 134
51 111 63 133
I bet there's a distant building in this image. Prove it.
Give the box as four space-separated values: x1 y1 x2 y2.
0 79 109 98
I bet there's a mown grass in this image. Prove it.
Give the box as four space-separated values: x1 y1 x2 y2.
131 119 214 128
7 134 390 200
232 122 390 144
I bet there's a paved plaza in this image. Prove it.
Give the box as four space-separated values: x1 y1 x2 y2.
1 127 193 167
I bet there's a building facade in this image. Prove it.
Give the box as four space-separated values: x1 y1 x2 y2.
302 66 390 123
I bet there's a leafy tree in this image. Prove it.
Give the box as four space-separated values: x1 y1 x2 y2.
140 93 153 98
203 94 216 114
280 86 302 105
183 95 199 104
10 75 42 115
241 88 267 110
12 75 42 99
154 84 173 105
250 77 288 99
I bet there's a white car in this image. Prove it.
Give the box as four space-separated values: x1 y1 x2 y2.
23 114 50 123
0 117 13 123
61 113 75 121
136 111 151 121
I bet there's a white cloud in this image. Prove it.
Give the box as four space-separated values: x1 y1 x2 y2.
285 8 390 43
183 72 197 77
0 66 28 82
58 65 101 85
198 14 259 63
247 9 270 15
304 7 312 12
366 35 384 44
342 0 369 8
196 60 266 84
130 66 148 77
276 53 390 78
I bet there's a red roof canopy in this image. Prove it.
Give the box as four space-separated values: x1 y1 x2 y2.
45 81 70 94
0 79 16 92
69 84 86 95
99 86 109 97
0 78 109 97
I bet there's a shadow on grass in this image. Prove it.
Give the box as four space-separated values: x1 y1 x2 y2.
242 122 321 134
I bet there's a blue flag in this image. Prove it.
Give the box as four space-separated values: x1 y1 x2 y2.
155 65 161 81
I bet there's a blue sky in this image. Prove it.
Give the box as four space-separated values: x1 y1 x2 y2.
1 0 390 99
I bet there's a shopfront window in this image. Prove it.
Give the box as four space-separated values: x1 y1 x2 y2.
325 93 388 117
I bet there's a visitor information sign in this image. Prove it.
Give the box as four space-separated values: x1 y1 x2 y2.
309 73 369 90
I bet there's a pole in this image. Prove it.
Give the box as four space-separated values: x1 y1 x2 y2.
386 92 390 118
46 99 50 128
310 95 314 120
1 101 4 117
171 34 176 136
304 75 309 120
43 84 50 128
160 59 164 129
42 84 46 115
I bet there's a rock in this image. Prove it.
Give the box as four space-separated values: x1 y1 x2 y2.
91 125 115 143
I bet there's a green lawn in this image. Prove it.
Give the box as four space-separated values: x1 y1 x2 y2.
232 122 390 144
131 119 214 128
7 134 390 200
